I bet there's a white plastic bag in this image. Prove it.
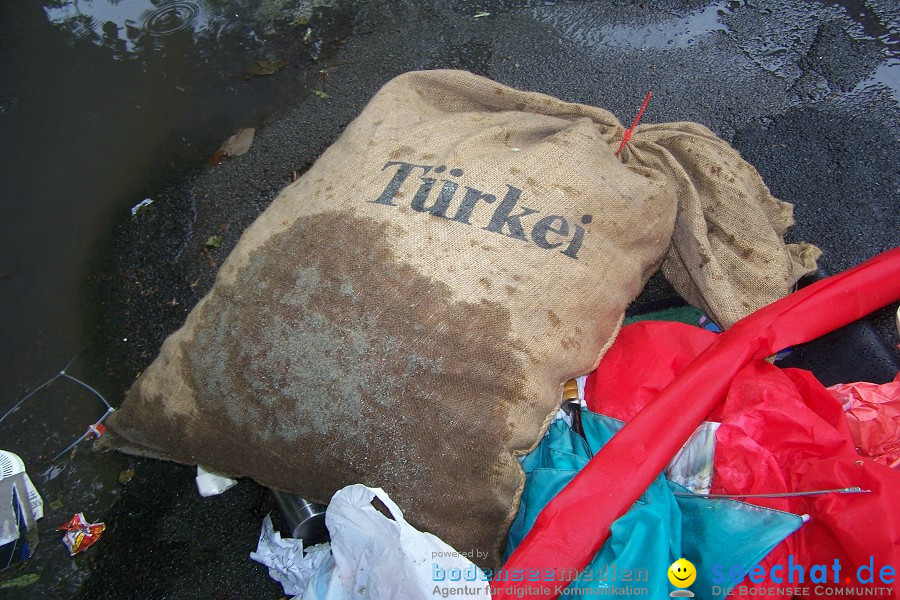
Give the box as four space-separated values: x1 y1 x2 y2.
0 450 43 550
253 484 490 599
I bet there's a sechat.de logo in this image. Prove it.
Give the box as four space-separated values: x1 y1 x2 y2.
668 558 696 597
711 555 897 597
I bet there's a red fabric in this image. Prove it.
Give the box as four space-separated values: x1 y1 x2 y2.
494 248 900 600
717 365 900 599
828 377 900 468
585 321 900 598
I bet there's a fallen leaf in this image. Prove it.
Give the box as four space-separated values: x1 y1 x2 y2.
247 59 287 77
203 247 217 269
313 90 330 99
0 573 39 589
319 61 349 72
204 235 224 248
303 27 312 44
118 468 135 484
217 128 255 158
49 497 64 511
294 15 309 26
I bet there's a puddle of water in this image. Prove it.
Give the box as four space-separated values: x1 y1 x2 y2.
531 1 732 51
854 58 900 100
823 0 900 51
532 0 898 105
823 0 900 103
0 0 315 442
598 2 731 49
725 0 898 103
0 0 348 595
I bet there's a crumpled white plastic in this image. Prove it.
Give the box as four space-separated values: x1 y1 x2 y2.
250 514 332 595
251 484 489 599
195 465 238 497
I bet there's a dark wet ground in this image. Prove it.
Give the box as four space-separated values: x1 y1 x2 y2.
0 0 898 598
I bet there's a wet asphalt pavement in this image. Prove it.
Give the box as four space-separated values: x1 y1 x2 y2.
1 0 898 598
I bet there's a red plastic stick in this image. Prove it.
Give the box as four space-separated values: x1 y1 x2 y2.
615 91 652 156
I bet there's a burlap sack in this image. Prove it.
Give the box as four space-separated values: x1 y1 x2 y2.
101 70 818 567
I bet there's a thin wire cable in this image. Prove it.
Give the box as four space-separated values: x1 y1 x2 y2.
0 357 76 425
60 372 113 411
1 359 115 461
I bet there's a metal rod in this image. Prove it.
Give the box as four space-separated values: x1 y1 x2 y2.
674 487 870 498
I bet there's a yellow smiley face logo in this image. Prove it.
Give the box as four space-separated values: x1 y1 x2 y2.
668 558 696 588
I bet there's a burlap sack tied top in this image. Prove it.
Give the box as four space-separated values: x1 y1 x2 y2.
102 70 819 567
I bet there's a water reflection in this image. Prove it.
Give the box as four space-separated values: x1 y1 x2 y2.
43 0 236 56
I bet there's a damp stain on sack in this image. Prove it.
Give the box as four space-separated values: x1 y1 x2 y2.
169 210 524 563
388 145 415 160
546 310 562 328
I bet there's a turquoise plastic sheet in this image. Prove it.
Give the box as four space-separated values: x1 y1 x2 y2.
505 410 805 598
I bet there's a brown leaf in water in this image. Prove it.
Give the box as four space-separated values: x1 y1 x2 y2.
247 59 287 77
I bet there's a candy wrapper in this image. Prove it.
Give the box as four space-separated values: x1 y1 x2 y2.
58 513 105 556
